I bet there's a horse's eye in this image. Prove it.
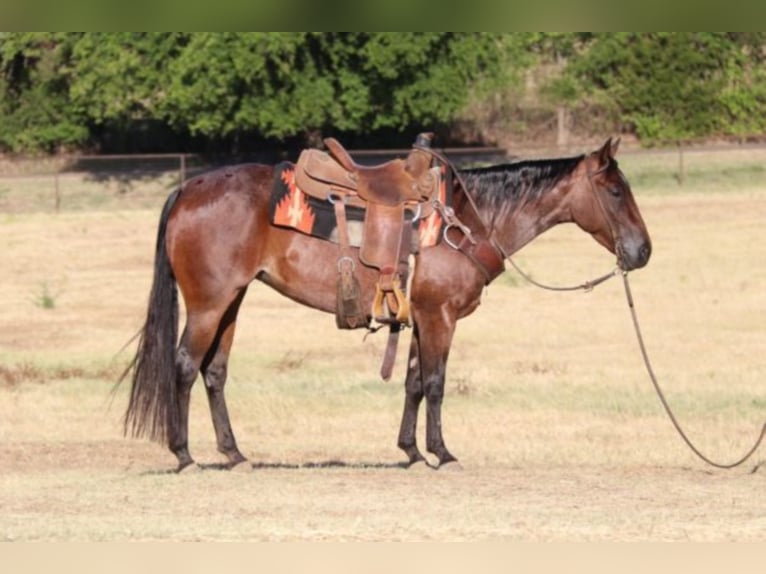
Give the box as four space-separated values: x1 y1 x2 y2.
609 185 622 198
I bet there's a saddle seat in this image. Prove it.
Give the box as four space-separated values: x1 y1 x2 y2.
297 136 435 209
323 137 434 206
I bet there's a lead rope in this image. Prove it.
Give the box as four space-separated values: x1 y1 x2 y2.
621 271 765 472
507 257 619 292
510 258 765 472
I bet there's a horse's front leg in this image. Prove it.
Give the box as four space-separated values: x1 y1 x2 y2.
416 309 459 468
397 325 428 466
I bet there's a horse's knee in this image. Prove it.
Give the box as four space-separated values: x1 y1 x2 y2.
203 360 228 391
404 364 424 396
424 378 445 403
404 380 424 401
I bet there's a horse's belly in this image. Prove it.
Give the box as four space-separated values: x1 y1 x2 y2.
257 229 377 315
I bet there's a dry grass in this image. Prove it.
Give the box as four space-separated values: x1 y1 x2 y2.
1 159 765 540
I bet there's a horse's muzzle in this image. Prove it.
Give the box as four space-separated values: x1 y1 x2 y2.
619 239 652 271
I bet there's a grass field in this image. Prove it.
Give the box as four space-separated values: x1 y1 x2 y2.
1 148 765 541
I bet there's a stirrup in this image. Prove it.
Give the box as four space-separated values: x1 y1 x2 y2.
372 283 411 326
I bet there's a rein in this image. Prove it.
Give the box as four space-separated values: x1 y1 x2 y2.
414 144 507 259
418 145 765 470
508 257 765 473
591 163 763 471
622 272 765 472
507 258 618 292
509 258 765 472
423 145 620 292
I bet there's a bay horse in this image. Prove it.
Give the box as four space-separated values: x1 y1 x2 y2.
123 137 651 471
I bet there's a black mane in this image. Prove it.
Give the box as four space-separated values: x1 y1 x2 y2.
459 155 585 212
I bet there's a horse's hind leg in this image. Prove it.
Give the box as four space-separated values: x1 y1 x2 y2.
171 318 216 471
171 291 244 471
201 287 248 468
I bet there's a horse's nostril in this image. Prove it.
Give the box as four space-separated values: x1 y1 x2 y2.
639 242 651 264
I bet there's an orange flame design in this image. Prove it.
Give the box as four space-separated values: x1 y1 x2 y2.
274 168 316 234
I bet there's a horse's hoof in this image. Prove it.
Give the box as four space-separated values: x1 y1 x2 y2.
177 462 201 474
406 460 434 472
438 461 463 472
230 460 252 473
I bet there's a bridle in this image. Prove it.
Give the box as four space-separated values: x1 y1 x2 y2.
586 160 628 271
415 144 621 290
506 162 624 293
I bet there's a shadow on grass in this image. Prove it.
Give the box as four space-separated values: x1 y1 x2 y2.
141 459 411 476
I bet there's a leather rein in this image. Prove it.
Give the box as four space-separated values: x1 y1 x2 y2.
587 162 764 471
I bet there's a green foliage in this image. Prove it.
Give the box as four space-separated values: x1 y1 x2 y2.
360 33 503 130
567 33 766 143
32 281 60 309
3 33 766 153
0 33 88 152
67 33 183 126
160 32 504 139
0 32 507 151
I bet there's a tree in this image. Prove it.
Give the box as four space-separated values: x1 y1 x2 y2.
160 33 506 144
0 33 87 152
66 33 183 127
567 33 766 142
4 33 766 153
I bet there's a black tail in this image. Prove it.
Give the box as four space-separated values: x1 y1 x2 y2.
122 188 182 445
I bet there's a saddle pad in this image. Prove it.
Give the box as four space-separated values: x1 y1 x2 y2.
270 162 364 246
270 162 452 249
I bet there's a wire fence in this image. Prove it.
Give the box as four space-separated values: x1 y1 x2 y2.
1 142 766 215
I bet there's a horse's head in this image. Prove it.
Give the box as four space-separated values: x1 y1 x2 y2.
569 138 651 271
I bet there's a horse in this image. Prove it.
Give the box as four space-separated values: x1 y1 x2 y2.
122 137 651 471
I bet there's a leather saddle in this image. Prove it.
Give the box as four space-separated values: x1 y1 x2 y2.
323 137 436 206
295 138 436 208
294 133 438 331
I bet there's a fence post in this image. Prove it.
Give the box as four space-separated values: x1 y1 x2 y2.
54 172 61 212
179 154 186 188
677 141 685 186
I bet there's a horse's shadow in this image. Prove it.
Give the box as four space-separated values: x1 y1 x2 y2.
141 459 414 476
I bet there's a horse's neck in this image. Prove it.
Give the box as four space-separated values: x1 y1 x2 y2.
479 180 572 256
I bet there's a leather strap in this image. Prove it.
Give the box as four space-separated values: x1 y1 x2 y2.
380 324 401 381
333 198 351 250
446 228 506 285
333 198 367 330
464 237 506 285
379 217 415 381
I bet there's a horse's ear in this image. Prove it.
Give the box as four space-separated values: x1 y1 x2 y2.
596 137 619 166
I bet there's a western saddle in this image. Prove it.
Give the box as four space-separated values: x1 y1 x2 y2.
294 133 439 378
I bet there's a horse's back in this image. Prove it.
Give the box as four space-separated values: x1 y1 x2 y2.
175 163 274 207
